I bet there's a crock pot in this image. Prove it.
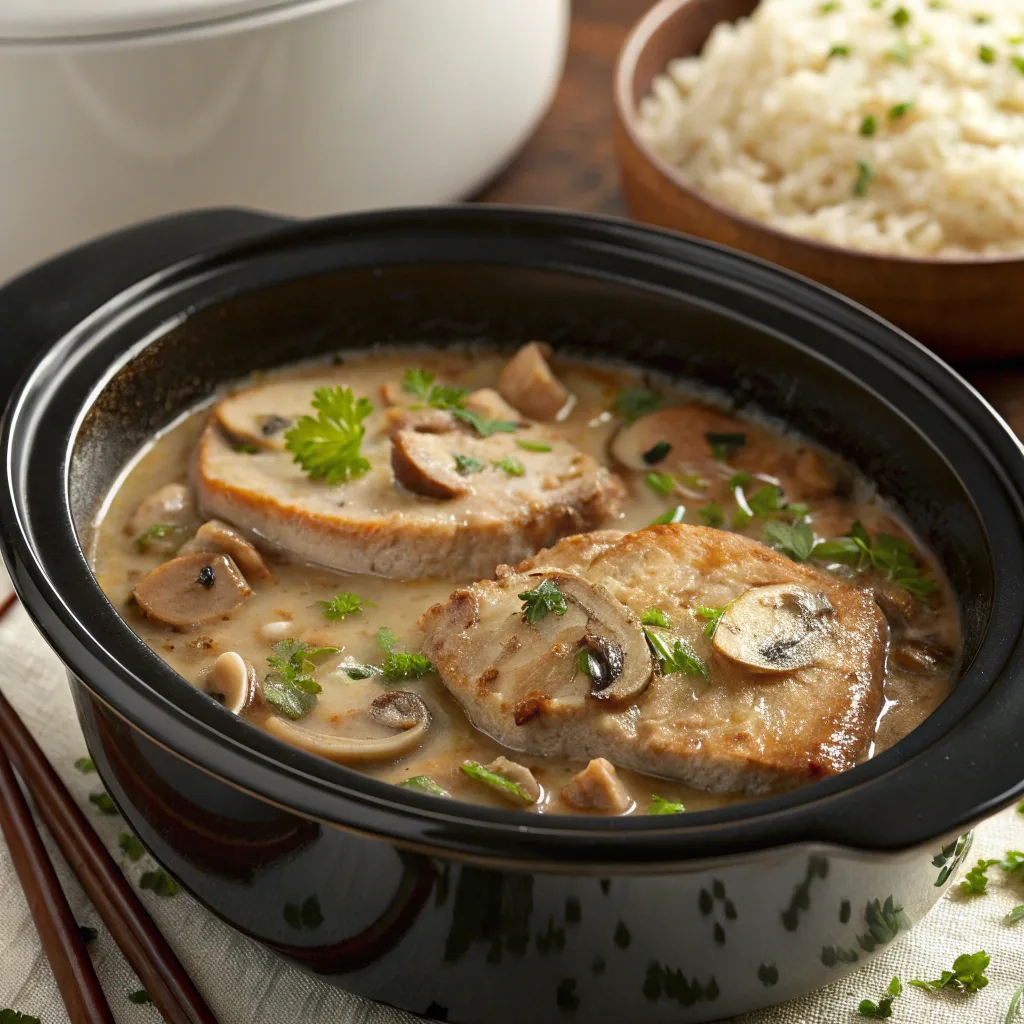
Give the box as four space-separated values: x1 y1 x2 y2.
3 206 1024 1023
0 0 568 282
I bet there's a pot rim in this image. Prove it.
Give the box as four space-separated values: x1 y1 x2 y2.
4 204 1024 868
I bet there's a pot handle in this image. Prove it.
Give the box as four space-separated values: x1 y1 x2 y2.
0 208 290 411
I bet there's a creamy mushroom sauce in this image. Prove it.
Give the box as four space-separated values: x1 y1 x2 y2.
90 348 960 815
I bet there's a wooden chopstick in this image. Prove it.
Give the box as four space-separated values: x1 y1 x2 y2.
0 590 218 1024
0 739 115 1023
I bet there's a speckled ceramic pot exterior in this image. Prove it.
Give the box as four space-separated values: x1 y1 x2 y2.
2 209 1021 1023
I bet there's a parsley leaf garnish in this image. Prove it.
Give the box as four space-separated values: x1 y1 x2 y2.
453 453 485 475
853 159 874 196
891 6 910 26
399 775 450 797
341 661 377 680
643 627 708 678
402 367 435 401
960 858 1000 895
695 606 726 638
648 795 686 814
829 42 852 57
284 386 373 485
118 833 145 862
74 757 95 773
494 456 525 477
89 792 117 815
909 951 990 993
812 522 935 597
134 523 182 552
1005 905 1024 925
519 579 568 624
727 471 752 490
888 101 914 120
613 388 663 423
451 407 518 437
705 431 746 460
317 592 375 620
375 627 434 680
517 439 552 452
858 976 902 1018
261 639 339 720
698 503 725 527
139 869 180 898
979 43 996 63
860 114 878 137
650 505 686 525
643 441 672 464
764 520 816 561
1000 850 1024 874
461 761 532 803
641 606 671 627
646 471 676 497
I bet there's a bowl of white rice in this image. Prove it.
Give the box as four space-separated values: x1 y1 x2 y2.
613 0 1024 358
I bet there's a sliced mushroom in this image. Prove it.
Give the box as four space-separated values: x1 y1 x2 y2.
125 482 195 538
712 584 835 673
496 342 575 422
610 408 693 472
485 756 541 804
561 757 632 814
206 651 256 714
178 519 272 582
132 552 253 629
263 690 430 763
463 388 524 424
383 405 457 436
391 429 470 499
890 638 955 673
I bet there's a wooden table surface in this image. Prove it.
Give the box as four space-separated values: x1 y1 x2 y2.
478 0 1024 434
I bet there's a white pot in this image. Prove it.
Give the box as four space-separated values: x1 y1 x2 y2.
0 0 569 282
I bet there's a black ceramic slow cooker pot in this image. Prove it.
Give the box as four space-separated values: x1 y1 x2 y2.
3 207 1024 1024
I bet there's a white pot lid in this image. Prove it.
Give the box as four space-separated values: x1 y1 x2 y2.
0 0 346 43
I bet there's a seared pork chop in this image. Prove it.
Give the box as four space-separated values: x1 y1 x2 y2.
420 523 887 794
195 378 625 580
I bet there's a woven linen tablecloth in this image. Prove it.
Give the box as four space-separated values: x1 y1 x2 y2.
1 562 1021 1024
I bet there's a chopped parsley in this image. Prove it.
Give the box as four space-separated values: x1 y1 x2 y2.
494 456 525 477
128 990 152 1005
612 387 662 423
858 976 902 1018
643 627 708 678
829 43 852 57
452 407 518 437
399 775 450 797
853 160 873 196
959 858 1000 895
118 833 146 862
375 627 434 681
733 485 808 528
705 431 746 460
698 503 725 528
641 606 671 627
972 12 991 22
133 523 180 552
643 441 672 465
461 761 532 803
646 471 676 497
695 606 726 638
140 869 180 898
576 648 601 678
888 101 914 119
909 951 990 993
341 662 377 680
727 471 752 490
763 520 816 561
517 439 552 452
232 442 261 455
284 386 373 485
1000 850 1024 874
425 383 471 410
519 579 568 624
1013 55 1024 74
261 639 339 720
402 367 435 401
979 43 996 63
74 757 95 773
452 453 485 475
648 795 686 815
650 505 686 525
89 792 117 815
819 1 840 11
811 521 935 597
1005 905 1024 925
891 6 910 27
317 592 375 620
860 114 878 137
887 40 913 62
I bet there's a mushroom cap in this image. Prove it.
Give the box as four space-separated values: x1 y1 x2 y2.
125 482 195 538
496 342 575 422
390 430 470 500
178 519 272 583
263 690 431 763
207 651 256 714
712 583 835 673
132 552 253 629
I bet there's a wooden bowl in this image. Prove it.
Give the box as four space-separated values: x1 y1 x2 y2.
613 0 1024 361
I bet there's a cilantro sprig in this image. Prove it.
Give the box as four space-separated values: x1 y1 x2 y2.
317 592 375 620
519 579 568 624
284 386 373 485
261 639 339 720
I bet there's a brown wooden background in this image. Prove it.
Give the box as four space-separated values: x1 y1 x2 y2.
477 0 1024 433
